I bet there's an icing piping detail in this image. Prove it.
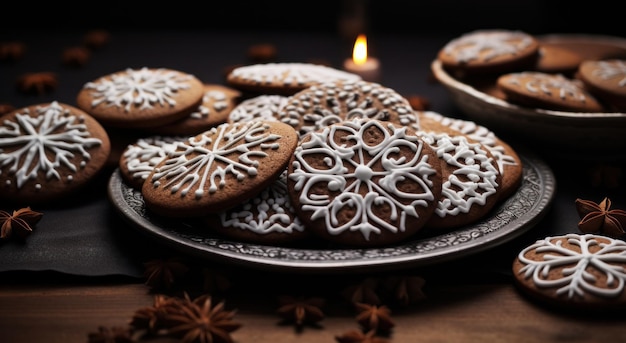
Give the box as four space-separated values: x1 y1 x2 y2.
443 30 533 63
591 60 626 87
228 95 289 124
123 136 184 183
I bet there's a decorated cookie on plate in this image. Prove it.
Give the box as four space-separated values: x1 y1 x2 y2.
0 102 110 205
76 67 205 128
227 94 290 124
497 71 605 112
280 79 418 138
119 135 186 190
416 131 502 231
577 59 626 112
533 44 583 76
147 84 242 135
513 233 626 310
202 170 309 245
226 62 362 96
142 120 298 218
418 111 523 201
437 29 540 78
287 118 442 247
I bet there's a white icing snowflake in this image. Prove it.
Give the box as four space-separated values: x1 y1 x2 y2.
150 121 281 199
443 30 534 63
228 95 289 124
85 67 193 112
0 101 102 189
507 72 588 103
518 234 626 299
289 119 438 240
220 171 305 234
592 60 626 87
230 63 361 85
122 136 185 183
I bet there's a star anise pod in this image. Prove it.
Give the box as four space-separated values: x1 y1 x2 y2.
143 256 189 291
62 46 91 67
276 295 325 327
0 41 26 61
383 275 426 306
342 277 381 305
87 325 135 343
15 71 57 95
83 29 111 50
163 293 241 343
576 197 626 238
354 303 395 332
0 207 43 240
129 294 177 334
335 329 390 343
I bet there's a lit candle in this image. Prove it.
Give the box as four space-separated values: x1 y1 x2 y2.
343 34 381 82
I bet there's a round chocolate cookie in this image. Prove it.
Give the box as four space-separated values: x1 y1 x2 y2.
76 67 205 128
142 120 299 218
227 95 290 124
202 170 309 245
147 84 242 135
287 118 442 247
119 135 186 190
497 71 605 112
226 62 362 96
280 80 418 138
0 101 110 205
416 131 502 231
438 29 540 78
513 233 626 310
577 59 626 112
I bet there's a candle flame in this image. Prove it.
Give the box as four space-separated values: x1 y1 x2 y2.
352 34 368 65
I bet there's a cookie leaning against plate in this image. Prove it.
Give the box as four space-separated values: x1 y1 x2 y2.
142 120 298 218
287 118 442 248
226 62 362 96
577 59 626 112
438 29 540 78
280 79 418 138
497 71 606 112
76 67 205 128
0 101 110 205
513 233 626 310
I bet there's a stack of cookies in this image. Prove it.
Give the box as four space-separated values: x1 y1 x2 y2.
84 62 523 248
436 29 626 113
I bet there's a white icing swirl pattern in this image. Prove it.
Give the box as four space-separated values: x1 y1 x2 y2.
417 132 499 218
150 121 281 199
85 67 193 112
228 95 289 123
518 234 626 299
0 101 102 189
443 30 534 63
230 63 361 86
506 72 589 103
289 119 437 240
190 90 230 120
591 60 626 87
220 171 305 234
123 136 184 183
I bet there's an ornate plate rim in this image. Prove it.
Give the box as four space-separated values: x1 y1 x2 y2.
107 153 555 273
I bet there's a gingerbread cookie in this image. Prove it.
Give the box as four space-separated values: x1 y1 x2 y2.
0 101 110 205
227 95 290 124
497 71 605 112
280 80 418 138
226 62 362 96
287 118 442 247
438 29 540 78
142 120 298 217
76 67 205 128
416 131 502 231
202 170 309 245
533 44 582 76
147 84 242 135
119 135 185 190
577 59 626 112
513 233 626 310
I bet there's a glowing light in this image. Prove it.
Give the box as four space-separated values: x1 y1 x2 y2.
352 34 369 65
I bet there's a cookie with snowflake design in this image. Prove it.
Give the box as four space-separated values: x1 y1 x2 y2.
497 71 605 112
287 118 442 247
76 67 205 129
147 84 242 135
227 94 290 125
416 131 502 231
119 135 186 190
577 59 626 112
513 233 626 310
202 170 309 245
438 29 540 78
0 102 110 205
280 80 418 138
142 120 298 217
226 62 362 96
